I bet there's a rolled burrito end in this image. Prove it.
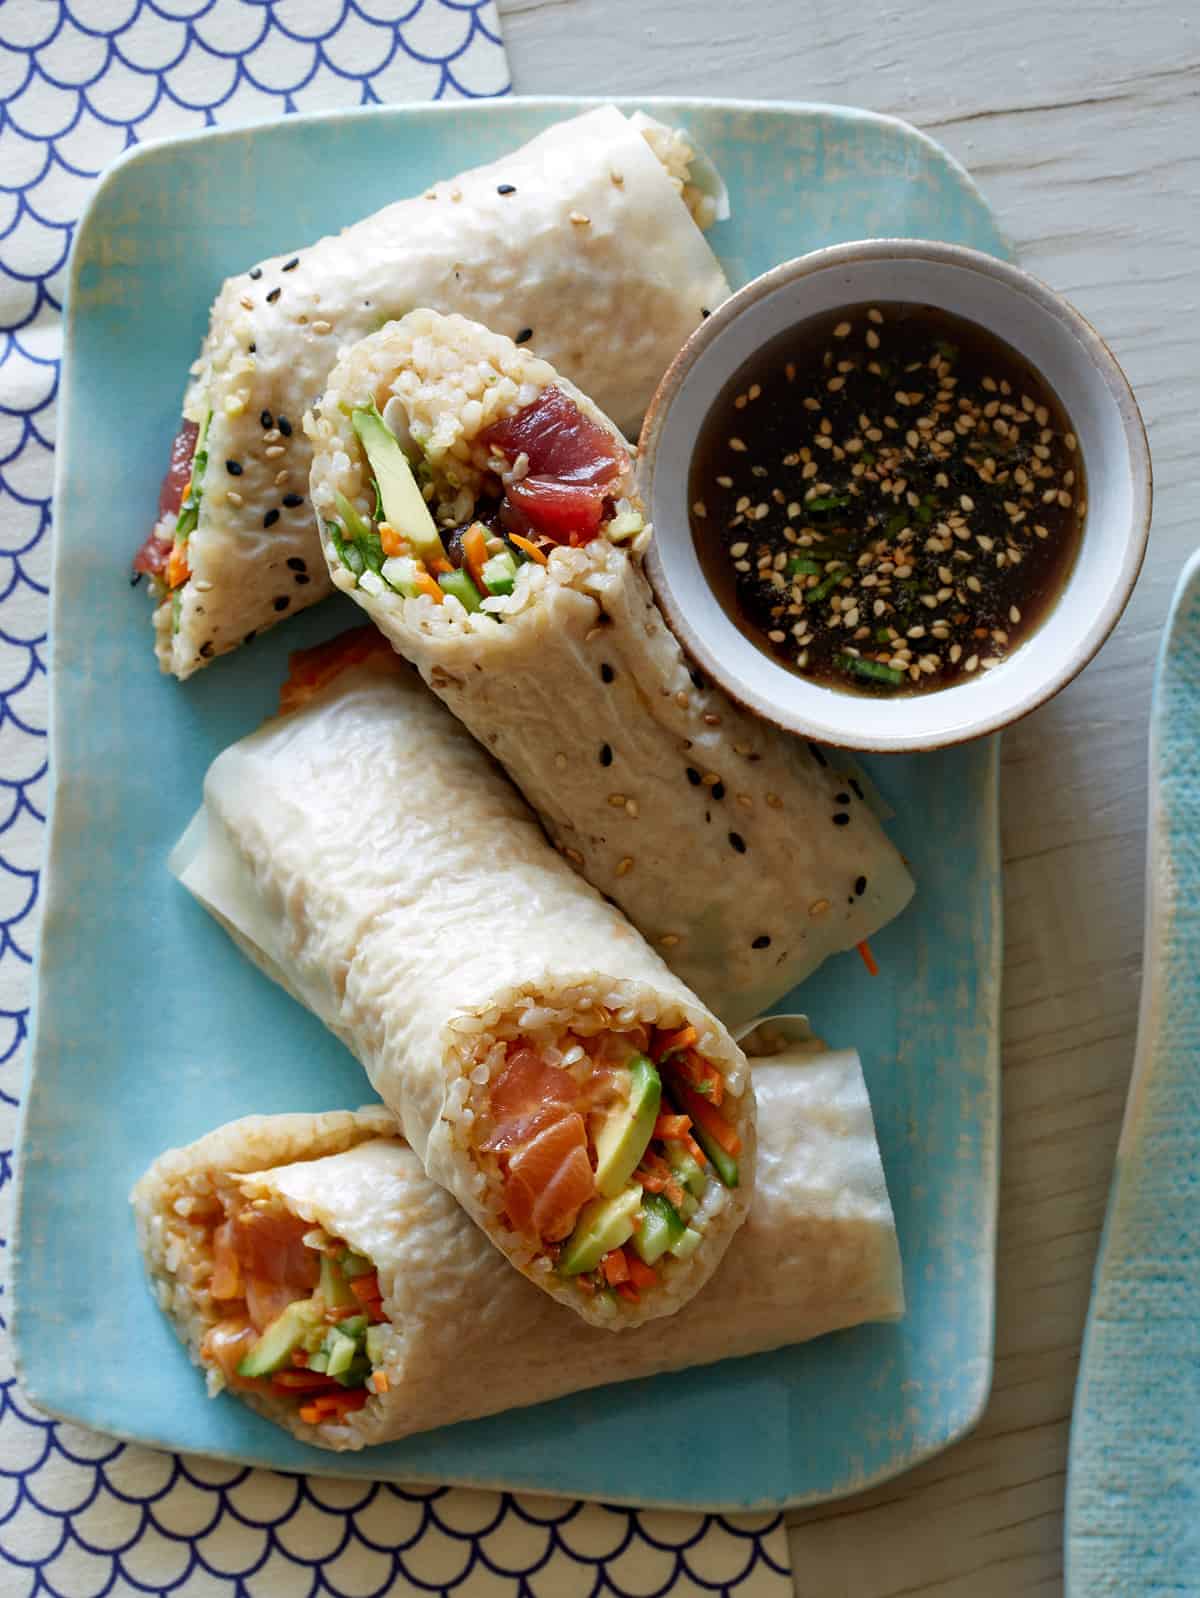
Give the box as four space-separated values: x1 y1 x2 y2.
132 1107 398 1449
429 975 757 1328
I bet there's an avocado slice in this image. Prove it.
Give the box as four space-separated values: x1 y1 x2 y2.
558 1185 643 1276
319 1253 356 1311
351 403 442 564
236 1298 320 1379
631 1193 686 1266
594 1054 661 1199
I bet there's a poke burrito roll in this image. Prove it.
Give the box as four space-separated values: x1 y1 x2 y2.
306 310 915 1027
134 106 731 679
170 633 755 1329
132 1045 903 1450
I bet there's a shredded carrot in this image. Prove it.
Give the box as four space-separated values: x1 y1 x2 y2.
857 940 879 977
664 1179 686 1208
271 1370 340 1392
278 627 394 715
635 1151 672 1193
624 1251 657 1292
654 1113 692 1142
310 1389 370 1418
653 1025 697 1061
369 1370 391 1395
414 568 444 604
678 1049 724 1106
350 1273 382 1305
509 532 548 565
463 523 491 594
685 1134 708 1166
601 1249 630 1286
166 543 190 589
429 556 454 576
671 1077 742 1157
298 1403 324 1423
378 521 406 557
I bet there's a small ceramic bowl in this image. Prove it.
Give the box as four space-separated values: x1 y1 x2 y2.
639 240 1152 752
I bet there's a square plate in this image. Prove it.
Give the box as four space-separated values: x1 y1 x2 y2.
14 97 1005 1511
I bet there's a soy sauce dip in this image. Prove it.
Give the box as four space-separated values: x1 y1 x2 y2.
688 303 1087 694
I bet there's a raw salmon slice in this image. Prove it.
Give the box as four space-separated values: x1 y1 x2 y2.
504 1112 595 1242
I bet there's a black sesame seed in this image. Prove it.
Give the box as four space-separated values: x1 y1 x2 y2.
226 460 243 476
600 663 615 683
855 876 867 896
807 742 828 767
260 410 273 429
599 743 613 766
199 641 214 659
711 782 725 800
689 668 706 691
282 493 303 508
266 287 281 303
273 596 290 613
752 935 771 949
701 307 711 319
277 415 292 437
249 266 263 281
286 556 307 571
294 573 310 585
515 328 533 345
835 792 851 805
686 767 701 786
833 812 850 827
263 509 280 528
130 571 143 587
248 342 256 353
497 183 516 195
729 831 747 853
849 777 865 801
281 257 299 272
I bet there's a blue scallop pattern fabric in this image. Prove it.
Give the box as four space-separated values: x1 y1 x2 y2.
0 6 793 1593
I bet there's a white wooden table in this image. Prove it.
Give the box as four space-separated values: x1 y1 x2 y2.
498 2 1198 1591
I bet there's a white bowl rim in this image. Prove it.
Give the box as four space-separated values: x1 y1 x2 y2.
640 238 1153 753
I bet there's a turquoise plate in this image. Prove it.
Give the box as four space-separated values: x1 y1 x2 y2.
14 98 1005 1511
1065 549 1200 1592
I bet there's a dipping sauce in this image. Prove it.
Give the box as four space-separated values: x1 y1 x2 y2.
688 303 1086 694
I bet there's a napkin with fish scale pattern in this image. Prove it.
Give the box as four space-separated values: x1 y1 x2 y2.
0 2 793 1592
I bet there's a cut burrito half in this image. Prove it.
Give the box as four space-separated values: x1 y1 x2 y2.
306 310 915 1026
170 633 755 1329
132 1041 903 1450
134 106 731 679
